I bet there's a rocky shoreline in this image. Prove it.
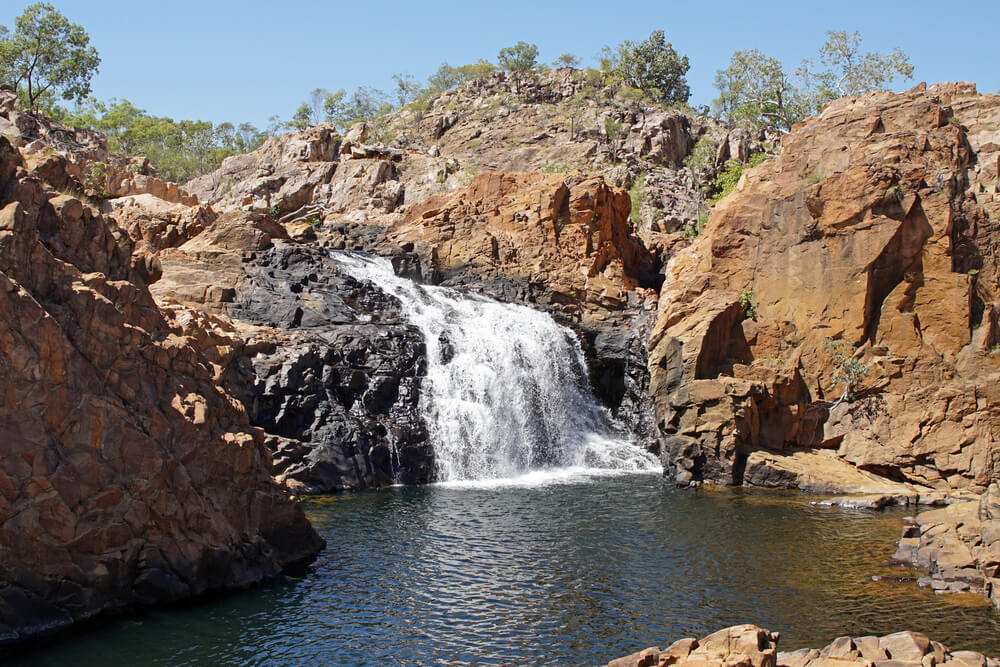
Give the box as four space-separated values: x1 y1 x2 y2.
606 625 999 667
891 482 1000 609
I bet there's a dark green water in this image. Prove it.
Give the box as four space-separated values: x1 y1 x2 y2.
11 473 1000 665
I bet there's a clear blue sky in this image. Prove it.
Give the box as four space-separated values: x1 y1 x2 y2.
3 0 997 128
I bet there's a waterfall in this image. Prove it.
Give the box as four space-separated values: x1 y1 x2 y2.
333 252 661 482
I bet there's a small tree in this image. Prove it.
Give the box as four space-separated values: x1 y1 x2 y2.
715 32 914 135
554 53 580 68
816 30 913 97
714 49 805 134
288 103 312 130
323 89 348 128
392 72 421 106
308 88 329 125
497 41 539 94
614 30 690 105
824 339 869 406
0 3 100 111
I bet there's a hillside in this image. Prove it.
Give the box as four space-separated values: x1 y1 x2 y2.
3 67 1000 640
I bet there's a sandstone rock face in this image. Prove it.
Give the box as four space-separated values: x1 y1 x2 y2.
390 170 660 323
623 110 693 168
185 124 341 213
650 83 1000 494
0 136 323 645
105 194 217 253
893 482 1000 610
606 626 998 667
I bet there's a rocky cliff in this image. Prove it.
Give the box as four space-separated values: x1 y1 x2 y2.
0 126 323 644
153 72 709 482
141 74 1000 500
649 82 1000 497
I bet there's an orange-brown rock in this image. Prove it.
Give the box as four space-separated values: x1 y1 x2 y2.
650 83 1000 495
893 482 1000 611
0 136 323 645
606 626 998 667
389 170 661 325
185 123 340 213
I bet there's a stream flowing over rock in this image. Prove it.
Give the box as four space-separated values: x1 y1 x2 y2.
332 253 659 480
0 134 323 646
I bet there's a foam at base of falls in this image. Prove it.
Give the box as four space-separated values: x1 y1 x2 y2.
333 252 661 482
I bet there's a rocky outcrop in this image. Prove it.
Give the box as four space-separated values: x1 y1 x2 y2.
143 211 433 493
1 87 199 210
0 136 323 645
0 86 105 183
892 482 1000 609
105 194 217 252
649 83 1000 495
607 626 998 667
185 123 341 214
389 170 661 323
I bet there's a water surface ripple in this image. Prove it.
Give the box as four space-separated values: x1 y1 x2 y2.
16 476 1000 665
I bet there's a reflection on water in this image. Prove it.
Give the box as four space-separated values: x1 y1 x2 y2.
14 476 1000 666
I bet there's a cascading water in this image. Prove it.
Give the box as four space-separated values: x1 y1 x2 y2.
333 252 661 482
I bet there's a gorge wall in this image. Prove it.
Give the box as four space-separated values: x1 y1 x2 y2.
0 128 323 645
650 82 1000 497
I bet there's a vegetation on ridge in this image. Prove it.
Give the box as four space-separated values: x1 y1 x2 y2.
1 3 917 188
714 30 914 134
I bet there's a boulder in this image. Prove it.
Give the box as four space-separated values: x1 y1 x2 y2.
606 626 995 667
893 482 1000 611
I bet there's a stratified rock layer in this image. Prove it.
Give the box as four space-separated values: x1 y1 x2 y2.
0 134 323 645
893 481 1000 610
650 83 1000 495
606 626 998 667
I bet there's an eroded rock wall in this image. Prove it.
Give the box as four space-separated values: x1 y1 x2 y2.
0 136 323 645
650 83 1000 494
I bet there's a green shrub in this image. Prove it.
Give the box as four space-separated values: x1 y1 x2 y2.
824 339 869 403
739 287 759 320
683 134 718 173
83 161 109 198
711 152 766 203
629 173 645 228
604 116 625 144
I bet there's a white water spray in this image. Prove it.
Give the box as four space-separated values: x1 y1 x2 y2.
333 253 661 482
